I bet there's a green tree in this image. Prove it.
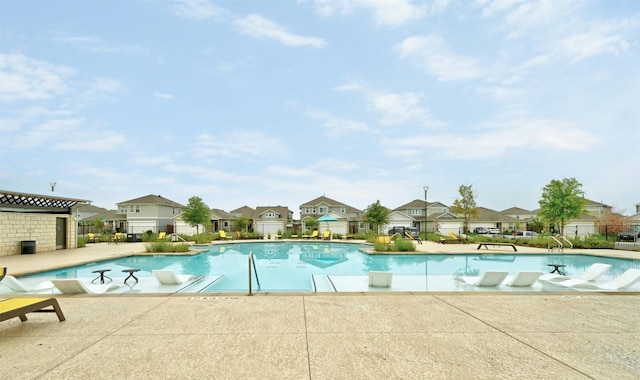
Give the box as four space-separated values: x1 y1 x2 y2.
538 177 586 235
234 216 249 232
364 200 390 235
181 196 210 234
450 184 478 233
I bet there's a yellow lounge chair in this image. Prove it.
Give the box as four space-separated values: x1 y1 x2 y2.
323 230 331 240
219 230 233 240
158 232 166 240
87 233 97 243
0 267 6 282
1 298 66 323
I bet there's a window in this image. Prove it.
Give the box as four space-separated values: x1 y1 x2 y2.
319 206 328 214
341 207 346 213
129 205 140 213
264 212 277 218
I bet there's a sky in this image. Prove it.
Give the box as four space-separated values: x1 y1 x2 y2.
1 0 639 218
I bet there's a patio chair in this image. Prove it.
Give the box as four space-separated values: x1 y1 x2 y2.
1 275 55 292
557 269 640 290
87 233 97 243
368 271 393 287
219 230 233 240
51 279 120 294
539 263 611 282
455 271 508 287
158 232 166 240
504 272 542 287
322 230 331 240
1 298 66 323
152 270 197 285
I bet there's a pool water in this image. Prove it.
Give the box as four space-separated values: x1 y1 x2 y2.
15 242 640 293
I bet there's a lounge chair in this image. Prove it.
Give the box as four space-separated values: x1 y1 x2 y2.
1 298 66 323
87 233 97 243
557 269 640 290
504 272 542 287
157 232 166 240
152 270 197 285
51 279 120 294
455 271 508 287
1 275 55 292
322 230 331 240
219 230 232 240
539 263 611 282
0 267 6 281
368 271 393 287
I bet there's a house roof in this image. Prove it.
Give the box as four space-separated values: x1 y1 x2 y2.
501 207 532 214
210 208 235 220
300 195 362 213
80 209 125 222
393 199 431 210
118 194 184 208
465 207 518 222
230 206 255 218
254 206 290 219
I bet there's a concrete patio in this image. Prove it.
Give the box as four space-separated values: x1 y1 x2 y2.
1 241 639 379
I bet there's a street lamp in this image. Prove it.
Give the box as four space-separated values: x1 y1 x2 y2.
423 186 429 237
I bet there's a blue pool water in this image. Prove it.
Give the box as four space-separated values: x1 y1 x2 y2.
14 242 640 293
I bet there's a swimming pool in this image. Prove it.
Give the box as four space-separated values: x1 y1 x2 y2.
9 242 640 293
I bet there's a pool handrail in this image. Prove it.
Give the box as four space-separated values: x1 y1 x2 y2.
248 251 261 295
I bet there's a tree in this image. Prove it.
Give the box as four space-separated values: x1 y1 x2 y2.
538 177 586 235
364 200 390 235
234 216 249 233
450 184 478 233
181 196 210 234
597 207 629 236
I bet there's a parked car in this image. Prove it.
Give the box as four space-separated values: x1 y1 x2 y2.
473 227 487 234
617 231 639 242
514 231 538 238
388 226 419 238
487 227 500 235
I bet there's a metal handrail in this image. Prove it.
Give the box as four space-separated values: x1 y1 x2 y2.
248 251 260 295
558 235 573 248
548 236 563 252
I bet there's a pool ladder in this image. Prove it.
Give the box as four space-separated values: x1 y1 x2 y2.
248 251 261 295
548 235 573 252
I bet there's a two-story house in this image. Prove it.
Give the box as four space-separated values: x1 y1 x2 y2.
117 194 183 234
299 196 364 235
393 200 456 233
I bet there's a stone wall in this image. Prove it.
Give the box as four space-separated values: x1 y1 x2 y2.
0 212 77 256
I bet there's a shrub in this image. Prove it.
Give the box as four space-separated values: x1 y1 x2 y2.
77 236 88 248
392 238 416 252
145 241 190 253
373 242 390 252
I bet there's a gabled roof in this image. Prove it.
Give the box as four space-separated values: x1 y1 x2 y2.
466 207 518 222
210 208 235 220
501 207 532 214
118 194 184 208
254 206 290 219
230 206 255 218
394 199 430 210
80 209 125 222
300 195 362 213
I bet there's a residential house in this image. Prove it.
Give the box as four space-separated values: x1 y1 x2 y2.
500 207 537 230
78 209 126 235
210 208 236 232
583 198 612 218
230 206 256 232
393 200 455 233
253 206 292 236
117 194 183 234
465 207 518 234
299 196 364 235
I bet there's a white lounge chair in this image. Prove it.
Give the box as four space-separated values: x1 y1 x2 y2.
504 272 542 287
557 269 640 290
1 275 55 292
539 263 611 282
455 271 508 287
152 270 197 285
51 279 120 294
368 271 393 287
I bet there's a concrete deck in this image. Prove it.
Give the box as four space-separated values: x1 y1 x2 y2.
2 241 640 378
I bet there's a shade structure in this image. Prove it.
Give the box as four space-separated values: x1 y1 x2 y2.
317 214 337 222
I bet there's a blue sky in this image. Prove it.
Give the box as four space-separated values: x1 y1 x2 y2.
1 0 639 217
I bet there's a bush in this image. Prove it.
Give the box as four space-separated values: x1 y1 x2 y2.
392 238 416 252
145 241 190 253
373 242 390 252
77 236 88 248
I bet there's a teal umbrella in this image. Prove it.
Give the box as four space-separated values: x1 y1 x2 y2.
317 214 337 232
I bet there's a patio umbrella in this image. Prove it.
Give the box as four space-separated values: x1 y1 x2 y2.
317 214 338 231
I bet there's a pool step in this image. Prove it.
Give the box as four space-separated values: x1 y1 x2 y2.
311 275 336 292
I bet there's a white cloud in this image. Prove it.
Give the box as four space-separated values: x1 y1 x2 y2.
335 82 444 127
396 35 484 82
0 53 72 102
172 0 227 20
235 14 327 48
558 23 631 64
193 130 288 159
51 35 144 54
311 0 427 27
306 108 373 136
153 92 176 100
